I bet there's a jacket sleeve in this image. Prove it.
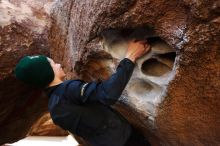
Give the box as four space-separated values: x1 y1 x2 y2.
81 58 135 105
65 58 135 105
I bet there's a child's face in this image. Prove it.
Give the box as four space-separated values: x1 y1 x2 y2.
47 58 66 80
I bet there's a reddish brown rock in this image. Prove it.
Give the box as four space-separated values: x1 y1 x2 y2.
49 0 220 146
28 113 68 136
1 0 220 145
0 0 55 144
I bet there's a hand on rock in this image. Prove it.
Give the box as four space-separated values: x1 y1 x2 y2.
125 40 151 63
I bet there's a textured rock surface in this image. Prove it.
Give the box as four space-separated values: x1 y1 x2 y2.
28 113 68 136
0 0 56 144
0 0 219 145
49 0 220 146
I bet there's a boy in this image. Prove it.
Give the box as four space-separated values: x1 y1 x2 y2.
15 40 150 146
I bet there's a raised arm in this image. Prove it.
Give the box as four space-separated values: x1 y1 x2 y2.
66 41 151 105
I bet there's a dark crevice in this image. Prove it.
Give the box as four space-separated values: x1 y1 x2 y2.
158 52 176 62
147 37 162 44
100 26 156 43
141 58 172 76
67 0 74 35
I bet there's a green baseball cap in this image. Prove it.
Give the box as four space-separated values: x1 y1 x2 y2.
15 55 54 88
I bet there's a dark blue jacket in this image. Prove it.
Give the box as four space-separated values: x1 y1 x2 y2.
45 58 135 146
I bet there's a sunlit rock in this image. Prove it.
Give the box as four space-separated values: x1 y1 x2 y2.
28 113 68 136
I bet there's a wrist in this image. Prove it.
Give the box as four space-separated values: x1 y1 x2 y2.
125 55 136 63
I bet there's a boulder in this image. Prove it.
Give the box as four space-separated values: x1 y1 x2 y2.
0 0 219 145
28 113 68 136
49 0 220 145
0 0 56 144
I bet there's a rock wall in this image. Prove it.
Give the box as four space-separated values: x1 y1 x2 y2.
49 0 220 146
27 113 68 136
0 0 219 145
0 0 59 144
